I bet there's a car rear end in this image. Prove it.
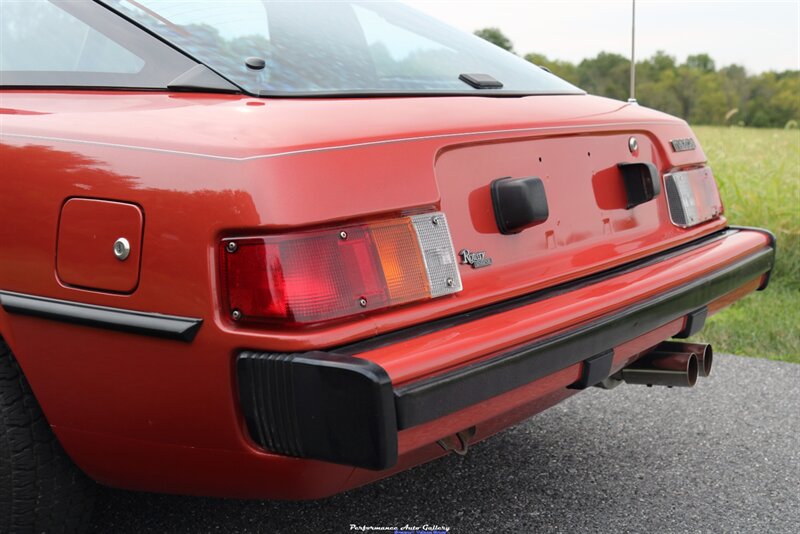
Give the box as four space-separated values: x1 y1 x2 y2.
218 100 775 477
1 93 775 500
0 0 775 508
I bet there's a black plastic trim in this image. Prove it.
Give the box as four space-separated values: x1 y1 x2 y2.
568 349 614 390
728 225 777 290
167 64 240 93
0 291 202 342
392 246 773 428
674 307 708 338
237 351 396 470
458 73 504 89
618 162 661 209
491 176 549 235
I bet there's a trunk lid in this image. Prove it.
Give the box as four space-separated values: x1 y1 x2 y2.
436 130 711 302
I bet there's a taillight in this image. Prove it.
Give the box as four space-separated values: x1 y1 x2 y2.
664 166 723 228
220 213 461 325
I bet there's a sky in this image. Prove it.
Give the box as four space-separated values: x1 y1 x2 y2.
405 1 800 74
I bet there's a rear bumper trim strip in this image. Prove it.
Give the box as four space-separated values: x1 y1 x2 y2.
393 246 773 428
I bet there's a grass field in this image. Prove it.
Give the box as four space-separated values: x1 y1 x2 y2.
689 126 799 363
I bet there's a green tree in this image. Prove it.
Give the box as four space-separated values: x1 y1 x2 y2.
690 73 728 124
686 53 716 73
516 40 797 127
473 27 514 53
718 65 749 121
524 52 579 84
577 52 630 101
772 73 800 126
744 72 800 127
637 69 683 117
636 51 677 83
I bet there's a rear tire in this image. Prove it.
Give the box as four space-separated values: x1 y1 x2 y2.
0 338 96 533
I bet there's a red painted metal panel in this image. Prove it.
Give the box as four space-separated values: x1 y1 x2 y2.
56 198 143 293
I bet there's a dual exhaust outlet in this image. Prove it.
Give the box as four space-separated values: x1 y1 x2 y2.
618 341 713 388
439 341 713 457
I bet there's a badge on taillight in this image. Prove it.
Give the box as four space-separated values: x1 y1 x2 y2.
220 212 461 325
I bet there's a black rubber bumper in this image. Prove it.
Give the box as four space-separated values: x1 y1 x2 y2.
236 229 775 470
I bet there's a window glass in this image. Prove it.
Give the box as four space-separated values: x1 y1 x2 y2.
100 0 582 96
0 0 144 73
352 4 459 80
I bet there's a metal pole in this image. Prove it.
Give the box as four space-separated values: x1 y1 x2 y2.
628 0 637 103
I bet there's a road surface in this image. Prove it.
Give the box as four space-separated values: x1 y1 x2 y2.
90 355 800 533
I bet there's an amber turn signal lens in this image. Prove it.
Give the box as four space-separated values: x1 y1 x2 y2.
371 219 430 303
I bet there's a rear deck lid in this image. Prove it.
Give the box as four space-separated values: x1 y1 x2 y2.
437 132 692 300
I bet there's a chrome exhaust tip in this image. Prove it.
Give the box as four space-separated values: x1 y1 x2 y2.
657 341 713 377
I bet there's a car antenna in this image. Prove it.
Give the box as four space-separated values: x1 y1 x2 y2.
628 0 638 104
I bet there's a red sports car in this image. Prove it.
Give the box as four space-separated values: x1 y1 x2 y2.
0 1 775 531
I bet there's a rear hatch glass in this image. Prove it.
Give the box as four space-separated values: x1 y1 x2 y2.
100 0 582 96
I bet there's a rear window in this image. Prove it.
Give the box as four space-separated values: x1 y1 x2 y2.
0 0 144 74
100 0 582 96
0 0 198 89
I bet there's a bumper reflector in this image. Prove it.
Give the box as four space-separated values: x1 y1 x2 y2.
221 212 461 325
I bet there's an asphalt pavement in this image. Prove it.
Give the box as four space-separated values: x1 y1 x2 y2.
90 355 800 533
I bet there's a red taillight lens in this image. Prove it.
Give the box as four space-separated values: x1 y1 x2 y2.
220 214 456 325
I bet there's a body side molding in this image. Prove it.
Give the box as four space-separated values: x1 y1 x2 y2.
0 291 202 342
